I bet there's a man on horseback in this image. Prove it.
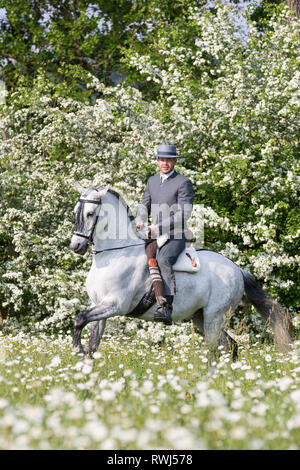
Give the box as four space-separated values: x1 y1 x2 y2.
136 144 194 325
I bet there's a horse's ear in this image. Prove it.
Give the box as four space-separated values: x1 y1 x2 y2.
72 181 85 194
96 187 109 198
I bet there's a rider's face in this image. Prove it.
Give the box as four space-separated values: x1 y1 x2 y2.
157 157 177 174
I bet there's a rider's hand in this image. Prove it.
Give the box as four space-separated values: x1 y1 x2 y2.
150 224 160 237
136 221 144 230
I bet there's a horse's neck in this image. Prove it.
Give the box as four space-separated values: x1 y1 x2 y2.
92 192 141 251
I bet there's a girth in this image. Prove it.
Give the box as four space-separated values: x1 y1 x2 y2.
126 286 156 318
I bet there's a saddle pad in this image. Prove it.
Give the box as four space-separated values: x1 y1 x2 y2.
173 245 200 273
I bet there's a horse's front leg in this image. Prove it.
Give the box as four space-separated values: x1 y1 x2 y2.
73 302 119 355
88 319 107 357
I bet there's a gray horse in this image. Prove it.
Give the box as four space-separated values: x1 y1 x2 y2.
70 183 292 358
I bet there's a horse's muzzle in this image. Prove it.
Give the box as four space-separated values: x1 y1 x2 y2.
70 238 89 255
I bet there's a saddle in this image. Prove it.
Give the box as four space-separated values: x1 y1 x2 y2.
173 245 200 273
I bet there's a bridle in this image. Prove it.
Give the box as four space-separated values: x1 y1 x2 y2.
73 194 145 254
73 197 102 244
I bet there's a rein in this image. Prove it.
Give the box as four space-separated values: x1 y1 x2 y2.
92 243 145 256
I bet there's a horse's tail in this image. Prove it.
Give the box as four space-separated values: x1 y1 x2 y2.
241 269 292 352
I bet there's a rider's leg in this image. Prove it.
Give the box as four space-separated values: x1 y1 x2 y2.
154 238 185 324
145 239 166 305
157 238 186 295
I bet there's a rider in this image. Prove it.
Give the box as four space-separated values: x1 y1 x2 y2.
136 144 194 325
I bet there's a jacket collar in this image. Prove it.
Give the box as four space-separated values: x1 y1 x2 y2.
158 170 178 180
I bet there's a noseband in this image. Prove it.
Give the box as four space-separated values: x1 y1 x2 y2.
73 197 102 244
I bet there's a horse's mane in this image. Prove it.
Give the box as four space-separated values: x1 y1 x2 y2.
97 186 135 222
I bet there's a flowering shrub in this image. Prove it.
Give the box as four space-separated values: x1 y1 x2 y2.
0 5 299 334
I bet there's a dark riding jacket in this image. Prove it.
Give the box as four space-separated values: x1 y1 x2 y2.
136 171 193 239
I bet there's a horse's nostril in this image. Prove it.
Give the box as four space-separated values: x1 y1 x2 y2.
70 239 88 255
70 241 80 252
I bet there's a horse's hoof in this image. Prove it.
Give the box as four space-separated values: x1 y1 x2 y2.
73 345 86 356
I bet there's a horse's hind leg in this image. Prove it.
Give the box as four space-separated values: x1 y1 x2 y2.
223 331 238 361
193 309 237 360
88 319 106 357
192 309 204 333
203 306 238 361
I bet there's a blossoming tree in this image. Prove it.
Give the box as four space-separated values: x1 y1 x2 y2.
0 4 299 334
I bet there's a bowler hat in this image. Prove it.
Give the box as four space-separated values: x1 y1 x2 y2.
153 144 184 158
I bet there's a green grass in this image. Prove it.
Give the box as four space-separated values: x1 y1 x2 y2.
0 318 300 450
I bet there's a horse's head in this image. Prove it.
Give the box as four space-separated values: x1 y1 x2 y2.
70 182 108 255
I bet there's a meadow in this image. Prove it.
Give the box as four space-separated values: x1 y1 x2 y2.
0 317 299 450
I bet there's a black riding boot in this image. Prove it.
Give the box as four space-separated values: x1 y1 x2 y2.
154 296 173 326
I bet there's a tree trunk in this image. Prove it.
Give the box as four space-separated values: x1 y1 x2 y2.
287 0 300 17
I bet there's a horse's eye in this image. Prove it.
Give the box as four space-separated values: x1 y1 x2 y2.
87 212 93 217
